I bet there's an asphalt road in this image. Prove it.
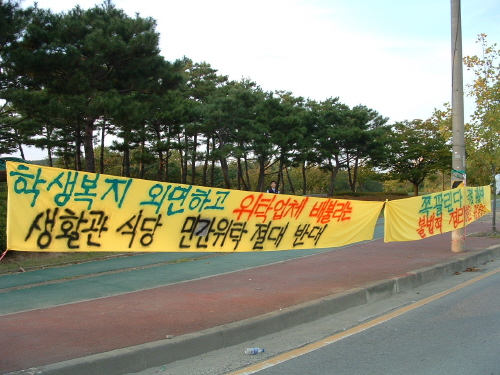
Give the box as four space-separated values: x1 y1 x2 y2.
128 257 500 375
249 266 500 375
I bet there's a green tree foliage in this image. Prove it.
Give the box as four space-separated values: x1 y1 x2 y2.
180 60 228 185
308 99 389 195
268 91 307 194
464 34 500 186
0 0 34 156
0 1 472 196
293 100 324 195
426 104 453 190
342 105 389 192
381 120 451 196
310 97 350 195
202 79 267 189
2 2 182 172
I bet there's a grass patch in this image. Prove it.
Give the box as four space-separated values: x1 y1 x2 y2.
468 231 500 239
331 192 408 201
0 251 136 275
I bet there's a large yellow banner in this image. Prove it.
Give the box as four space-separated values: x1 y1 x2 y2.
7 162 384 252
384 186 491 242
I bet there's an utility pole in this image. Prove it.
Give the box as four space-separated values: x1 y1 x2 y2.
451 0 465 252
492 172 497 232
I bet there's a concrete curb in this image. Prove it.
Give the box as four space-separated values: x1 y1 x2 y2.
10 243 500 375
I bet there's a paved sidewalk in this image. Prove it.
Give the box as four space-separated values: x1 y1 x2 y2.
1 214 500 375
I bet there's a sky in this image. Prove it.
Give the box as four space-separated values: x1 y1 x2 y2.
8 0 500 160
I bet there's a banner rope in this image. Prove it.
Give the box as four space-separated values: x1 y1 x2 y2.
0 249 8 261
451 225 467 244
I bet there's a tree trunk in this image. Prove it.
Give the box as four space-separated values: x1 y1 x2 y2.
63 153 70 169
220 157 231 189
285 165 295 194
302 161 307 195
210 138 216 187
157 149 165 182
122 147 131 177
202 138 209 186
153 125 164 182
277 159 284 193
191 133 197 185
244 153 251 191
180 153 186 183
236 157 242 190
165 149 170 182
84 119 96 173
47 148 53 168
139 138 145 180
257 157 266 192
327 167 340 196
183 134 188 184
75 125 83 171
347 166 353 192
100 121 106 174
45 128 54 167
237 155 249 191
210 158 215 187
18 144 25 160
347 156 360 192
178 145 186 184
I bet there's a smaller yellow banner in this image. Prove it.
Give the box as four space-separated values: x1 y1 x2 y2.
384 186 491 242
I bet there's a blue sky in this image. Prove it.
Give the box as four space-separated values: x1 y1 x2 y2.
12 0 500 159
